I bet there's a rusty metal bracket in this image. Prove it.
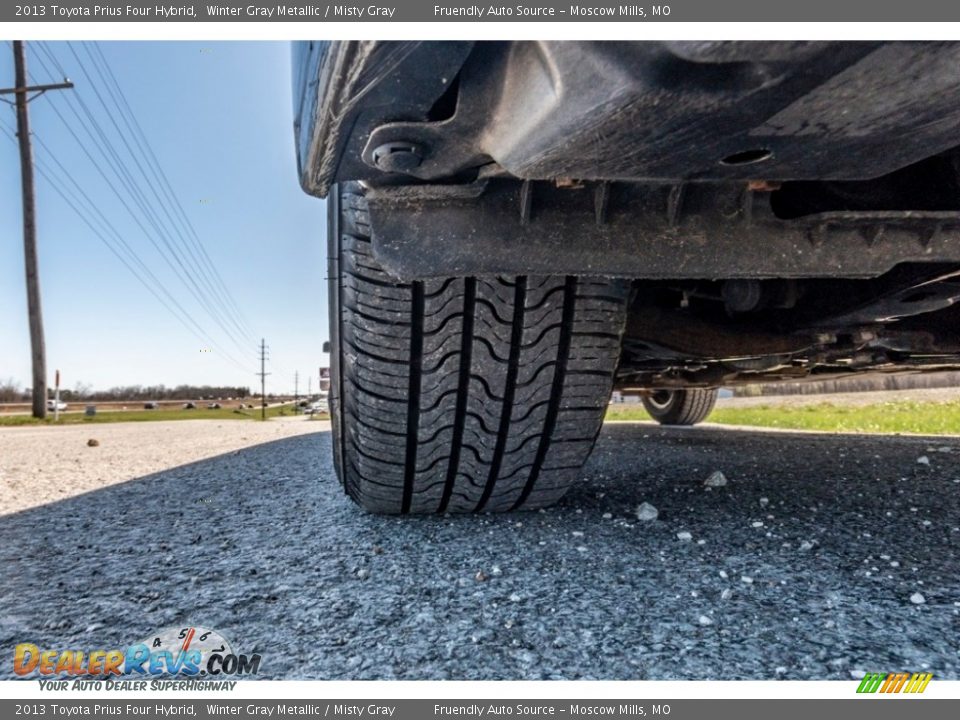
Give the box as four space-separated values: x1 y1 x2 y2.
364 180 960 281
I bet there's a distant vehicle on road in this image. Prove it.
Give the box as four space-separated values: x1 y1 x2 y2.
143 402 159 410
305 400 328 415
46 400 67 411
183 401 197 409
207 402 222 409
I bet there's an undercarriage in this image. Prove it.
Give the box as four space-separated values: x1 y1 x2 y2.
294 39 960 512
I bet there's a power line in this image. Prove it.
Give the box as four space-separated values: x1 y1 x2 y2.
62 41 256 345
26 44 257 360
86 41 257 342
31 43 255 358
0 120 254 376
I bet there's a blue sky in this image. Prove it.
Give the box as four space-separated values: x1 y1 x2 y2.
0 41 328 395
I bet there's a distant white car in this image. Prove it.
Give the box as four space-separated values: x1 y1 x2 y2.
46 400 67 411
305 399 329 415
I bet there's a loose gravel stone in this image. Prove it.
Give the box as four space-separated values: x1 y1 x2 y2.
636 502 659 521
704 471 728 487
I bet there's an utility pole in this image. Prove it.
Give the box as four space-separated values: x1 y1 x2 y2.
257 338 270 420
1 42 73 418
294 371 299 414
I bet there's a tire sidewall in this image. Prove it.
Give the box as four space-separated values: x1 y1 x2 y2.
327 185 346 485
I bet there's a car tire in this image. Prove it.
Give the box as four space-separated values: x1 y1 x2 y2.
327 182 631 514
641 388 718 426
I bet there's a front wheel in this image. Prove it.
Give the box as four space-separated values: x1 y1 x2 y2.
642 388 718 426
328 183 631 514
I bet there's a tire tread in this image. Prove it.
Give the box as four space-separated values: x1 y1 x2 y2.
332 183 629 513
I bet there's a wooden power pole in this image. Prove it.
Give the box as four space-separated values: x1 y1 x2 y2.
1 42 73 418
257 338 270 420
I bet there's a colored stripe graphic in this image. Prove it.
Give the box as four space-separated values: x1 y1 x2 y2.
857 672 885 693
905 673 934 693
857 672 932 693
890 673 910 693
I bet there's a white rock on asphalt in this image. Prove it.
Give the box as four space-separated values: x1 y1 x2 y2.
636 502 659 521
698 615 714 626
704 471 728 487
917 456 930 466
677 531 693 542
759 497 770 508
910 592 926 605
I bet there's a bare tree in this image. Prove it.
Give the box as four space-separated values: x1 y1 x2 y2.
0 378 22 403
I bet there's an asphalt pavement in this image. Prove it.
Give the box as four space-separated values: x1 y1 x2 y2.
1 423 958 680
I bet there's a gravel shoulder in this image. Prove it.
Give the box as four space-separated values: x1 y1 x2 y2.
1 422 958 680
0 417 326 516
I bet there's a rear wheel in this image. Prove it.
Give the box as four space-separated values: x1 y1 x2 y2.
327 183 630 513
642 388 718 426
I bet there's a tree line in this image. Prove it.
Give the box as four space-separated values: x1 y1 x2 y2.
0 378 249 403
734 370 960 397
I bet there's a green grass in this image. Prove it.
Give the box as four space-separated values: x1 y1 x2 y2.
0 403 328 426
605 400 960 435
